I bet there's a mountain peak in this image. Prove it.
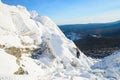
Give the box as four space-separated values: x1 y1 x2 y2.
0 2 92 79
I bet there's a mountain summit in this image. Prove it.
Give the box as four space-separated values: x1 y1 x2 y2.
0 1 92 80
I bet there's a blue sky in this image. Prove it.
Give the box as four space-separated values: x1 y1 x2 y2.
2 0 120 24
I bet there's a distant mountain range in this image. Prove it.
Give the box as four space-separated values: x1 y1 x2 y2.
59 20 120 40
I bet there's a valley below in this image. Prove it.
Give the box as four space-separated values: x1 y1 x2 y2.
59 21 120 58
74 37 120 58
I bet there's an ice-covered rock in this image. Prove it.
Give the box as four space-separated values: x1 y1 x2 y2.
29 10 38 19
0 1 93 80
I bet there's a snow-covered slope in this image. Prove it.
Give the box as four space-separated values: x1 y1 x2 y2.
0 1 94 80
92 50 120 80
1 1 120 80
0 49 19 75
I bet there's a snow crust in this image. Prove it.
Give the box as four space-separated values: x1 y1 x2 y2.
92 50 120 80
0 2 93 80
0 1 120 80
0 49 19 75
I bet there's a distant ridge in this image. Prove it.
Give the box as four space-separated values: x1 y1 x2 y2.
59 20 120 26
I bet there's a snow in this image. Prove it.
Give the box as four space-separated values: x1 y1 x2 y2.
92 50 120 80
29 10 38 19
0 49 19 75
0 2 92 79
0 1 120 80
20 36 34 45
0 35 22 47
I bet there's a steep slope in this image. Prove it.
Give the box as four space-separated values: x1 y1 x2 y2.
0 2 94 80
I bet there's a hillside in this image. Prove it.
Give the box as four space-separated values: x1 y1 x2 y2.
1 1 120 80
0 1 93 80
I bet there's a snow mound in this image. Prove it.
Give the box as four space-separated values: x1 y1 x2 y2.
92 50 120 80
0 1 93 80
0 49 19 75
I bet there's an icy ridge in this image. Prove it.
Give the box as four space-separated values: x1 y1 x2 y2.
0 2 94 80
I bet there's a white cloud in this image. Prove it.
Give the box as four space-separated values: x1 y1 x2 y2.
79 10 120 24
57 10 120 25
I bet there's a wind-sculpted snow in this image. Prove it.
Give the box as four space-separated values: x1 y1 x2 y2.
91 50 120 80
0 1 119 80
0 1 94 80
